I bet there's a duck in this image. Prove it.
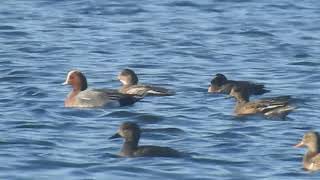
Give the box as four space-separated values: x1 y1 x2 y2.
229 86 294 118
110 121 181 157
63 70 144 108
118 69 175 96
208 73 269 96
295 131 320 171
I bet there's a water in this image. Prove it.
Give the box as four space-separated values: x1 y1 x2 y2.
0 0 320 179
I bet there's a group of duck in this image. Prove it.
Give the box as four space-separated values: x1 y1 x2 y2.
63 69 320 171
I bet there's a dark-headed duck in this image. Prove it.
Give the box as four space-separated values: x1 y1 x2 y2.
208 73 269 96
110 122 181 157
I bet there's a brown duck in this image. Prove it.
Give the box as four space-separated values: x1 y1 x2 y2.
295 131 320 171
229 86 294 118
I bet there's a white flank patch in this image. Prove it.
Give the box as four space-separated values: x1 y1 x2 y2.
260 105 283 111
147 90 162 94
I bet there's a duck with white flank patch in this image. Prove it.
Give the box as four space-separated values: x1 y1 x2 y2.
229 86 294 118
118 69 175 96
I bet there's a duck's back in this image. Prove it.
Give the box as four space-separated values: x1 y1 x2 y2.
133 145 181 157
121 84 174 96
230 80 268 95
74 89 141 108
74 89 114 108
247 96 294 118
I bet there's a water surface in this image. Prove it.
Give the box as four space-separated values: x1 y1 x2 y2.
0 0 320 179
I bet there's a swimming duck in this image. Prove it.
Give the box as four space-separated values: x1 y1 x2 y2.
63 70 143 108
118 69 175 96
110 122 181 157
208 73 269 95
295 131 320 171
229 86 294 118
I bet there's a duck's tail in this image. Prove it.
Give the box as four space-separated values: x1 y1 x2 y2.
253 84 270 95
264 105 296 119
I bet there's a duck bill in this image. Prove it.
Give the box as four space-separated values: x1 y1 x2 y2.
109 133 121 139
294 141 304 148
62 80 70 85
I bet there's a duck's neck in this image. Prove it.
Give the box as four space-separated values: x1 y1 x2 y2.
70 85 83 96
72 81 86 92
303 146 320 167
70 89 81 97
120 84 132 93
122 80 137 86
65 84 84 106
120 139 139 156
235 96 249 104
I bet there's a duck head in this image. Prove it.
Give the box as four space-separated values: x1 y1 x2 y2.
110 121 141 143
230 86 250 102
295 131 320 153
211 73 227 86
63 70 88 91
208 73 228 92
118 69 138 86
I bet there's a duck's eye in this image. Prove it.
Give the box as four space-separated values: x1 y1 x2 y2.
122 127 129 131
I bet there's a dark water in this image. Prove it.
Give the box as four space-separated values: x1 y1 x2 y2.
0 0 320 179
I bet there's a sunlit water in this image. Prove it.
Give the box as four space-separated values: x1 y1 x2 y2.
0 0 320 179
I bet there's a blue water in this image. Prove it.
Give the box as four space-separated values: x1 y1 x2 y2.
0 0 320 179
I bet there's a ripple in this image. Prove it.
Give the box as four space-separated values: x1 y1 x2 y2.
9 139 57 147
79 6 148 16
15 86 48 98
294 53 311 58
0 25 15 30
136 114 164 124
106 111 143 118
31 108 48 115
20 159 99 169
58 110 98 118
0 76 30 83
0 0 320 179
192 156 249 166
0 60 13 65
14 124 54 130
143 127 185 134
7 70 30 76
238 30 275 37
166 1 202 8
0 31 29 37
289 61 320 66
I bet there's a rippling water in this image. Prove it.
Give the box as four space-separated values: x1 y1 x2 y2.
1 0 320 179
